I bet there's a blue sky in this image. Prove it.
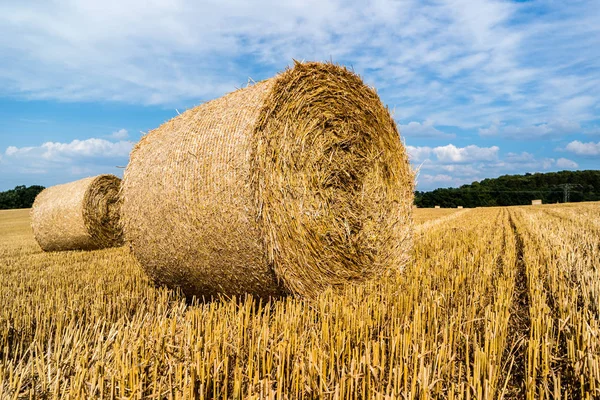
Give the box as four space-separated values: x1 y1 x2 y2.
0 0 598 191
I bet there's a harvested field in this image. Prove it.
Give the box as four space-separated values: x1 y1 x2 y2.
413 207 464 224
1 202 599 398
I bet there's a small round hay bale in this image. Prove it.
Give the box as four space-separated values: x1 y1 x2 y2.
31 175 124 251
122 62 414 299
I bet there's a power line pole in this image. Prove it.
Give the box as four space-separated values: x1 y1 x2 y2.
558 184 574 203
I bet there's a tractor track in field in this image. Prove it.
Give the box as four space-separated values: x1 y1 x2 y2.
503 211 530 398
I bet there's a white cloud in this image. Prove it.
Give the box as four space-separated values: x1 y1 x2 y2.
585 127 600 136
70 166 94 175
406 145 432 163
505 152 535 163
419 174 454 185
399 120 455 139
541 158 555 170
423 174 453 182
557 96 596 120
433 144 499 163
478 122 500 136
417 173 480 189
556 157 578 169
5 146 20 156
3 138 133 181
408 143 499 164
46 138 131 159
506 120 580 138
408 143 582 190
480 120 581 139
564 140 600 156
0 0 595 134
6 138 132 161
0 1 598 190
109 128 128 140
439 164 481 176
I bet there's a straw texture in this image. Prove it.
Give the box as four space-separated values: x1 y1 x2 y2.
31 175 124 251
122 62 414 299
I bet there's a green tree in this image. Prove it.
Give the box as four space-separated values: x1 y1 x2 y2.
0 185 46 209
414 170 600 208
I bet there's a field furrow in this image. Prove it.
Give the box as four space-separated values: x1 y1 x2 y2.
511 205 600 399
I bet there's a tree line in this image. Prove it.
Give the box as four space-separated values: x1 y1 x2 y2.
2 170 600 210
415 170 600 208
0 185 46 210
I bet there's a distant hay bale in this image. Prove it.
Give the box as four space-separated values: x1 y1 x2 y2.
435 206 441 209
532 199 542 205
122 62 414 299
457 206 463 209
31 175 123 251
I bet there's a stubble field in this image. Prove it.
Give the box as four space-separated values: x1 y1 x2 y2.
1 203 599 399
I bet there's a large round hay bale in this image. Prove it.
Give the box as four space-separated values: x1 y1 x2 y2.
122 62 414 299
31 175 124 251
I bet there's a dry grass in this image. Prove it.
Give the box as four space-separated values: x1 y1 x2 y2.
1 203 599 398
31 175 123 252
121 62 413 299
412 207 465 224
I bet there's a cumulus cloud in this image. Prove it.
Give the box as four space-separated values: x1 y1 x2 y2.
2 138 133 186
556 157 578 169
399 120 455 139
418 174 455 186
5 146 23 156
433 144 499 163
408 144 499 164
406 145 432 162
408 143 579 190
564 140 600 156
416 172 482 190
439 164 481 176
109 129 129 140
541 158 555 170
5 138 132 162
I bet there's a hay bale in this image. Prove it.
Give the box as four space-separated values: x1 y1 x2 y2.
31 175 123 251
122 62 414 299
532 199 542 205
